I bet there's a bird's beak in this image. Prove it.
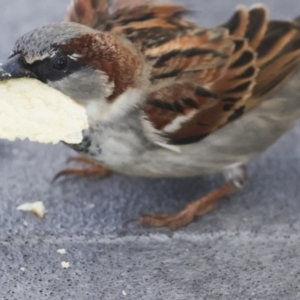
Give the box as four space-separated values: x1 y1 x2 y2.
0 54 36 81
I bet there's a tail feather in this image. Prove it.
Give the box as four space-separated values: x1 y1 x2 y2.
244 5 269 49
251 19 300 102
221 6 249 38
214 4 300 124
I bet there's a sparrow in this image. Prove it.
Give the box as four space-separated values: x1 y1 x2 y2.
1 0 300 230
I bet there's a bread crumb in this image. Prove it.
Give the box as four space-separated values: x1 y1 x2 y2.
122 291 127 296
20 267 26 272
57 249 67 255
17 201 45 218
61 261 70 269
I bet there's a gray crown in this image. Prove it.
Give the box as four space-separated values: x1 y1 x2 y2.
12 22 97 64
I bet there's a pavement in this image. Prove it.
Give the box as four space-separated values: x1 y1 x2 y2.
1 1 300 299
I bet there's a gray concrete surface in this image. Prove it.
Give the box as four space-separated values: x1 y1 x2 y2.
1 1 300 299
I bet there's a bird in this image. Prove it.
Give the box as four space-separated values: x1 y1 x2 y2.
1 0 300 230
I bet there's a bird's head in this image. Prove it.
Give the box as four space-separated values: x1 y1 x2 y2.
1 22 144 123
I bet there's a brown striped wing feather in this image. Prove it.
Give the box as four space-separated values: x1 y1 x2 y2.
67 1 300 145
142 4 300 145
66 0 109 27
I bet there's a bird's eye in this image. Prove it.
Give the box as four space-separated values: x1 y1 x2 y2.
52 56 68 71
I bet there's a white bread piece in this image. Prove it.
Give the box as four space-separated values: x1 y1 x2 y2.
0 78 88 144
17 201 46 218
61 261 70 269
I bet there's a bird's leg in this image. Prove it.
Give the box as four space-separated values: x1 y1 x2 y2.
53 156 111 181
138 164 247 230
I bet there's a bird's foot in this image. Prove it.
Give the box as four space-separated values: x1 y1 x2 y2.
53 156 111 181
138 182 237 230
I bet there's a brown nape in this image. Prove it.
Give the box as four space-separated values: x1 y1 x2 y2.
66 0 109 27
59 32 142 102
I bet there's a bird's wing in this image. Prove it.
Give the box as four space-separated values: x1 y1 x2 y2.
65 0 159 27
112 4 300 145
145 5 300 144
66 2 300 146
